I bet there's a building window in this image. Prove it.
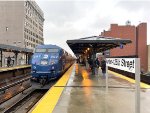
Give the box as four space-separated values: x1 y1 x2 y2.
36 34 38 38
6 27 8 31
24 34 26 38
25 1 28 7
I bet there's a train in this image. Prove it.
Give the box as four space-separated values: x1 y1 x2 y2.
31 44 74 84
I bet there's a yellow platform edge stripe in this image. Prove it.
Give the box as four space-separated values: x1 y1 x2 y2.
0 65 31 71
31 64 75 113
108 70 150 88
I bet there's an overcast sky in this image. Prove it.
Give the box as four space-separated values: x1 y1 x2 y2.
36 0 150 55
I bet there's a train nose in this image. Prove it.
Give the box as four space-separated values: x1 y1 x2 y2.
49 65 56 75
51 66 55 70
33 66 36 69
32 65 37 73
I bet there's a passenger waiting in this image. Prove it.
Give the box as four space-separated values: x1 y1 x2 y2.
87 58 92 72
88 57 99 75
94 58 100 75
7 56 11 67
101 57 106 78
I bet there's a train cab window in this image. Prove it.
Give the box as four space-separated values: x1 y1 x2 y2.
62 50 66 54
66 52 68 56
48 48 59 53
50 53 59 59
35 48 46 53
32 54 41 64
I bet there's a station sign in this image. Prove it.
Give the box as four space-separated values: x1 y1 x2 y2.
106 58 135 73
106 58 140 113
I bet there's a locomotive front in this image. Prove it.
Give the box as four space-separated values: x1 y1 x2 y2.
31 47 61 83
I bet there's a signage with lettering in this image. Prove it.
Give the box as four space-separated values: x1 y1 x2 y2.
106 58 135 73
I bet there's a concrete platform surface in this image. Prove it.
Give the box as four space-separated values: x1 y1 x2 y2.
53 64 150 113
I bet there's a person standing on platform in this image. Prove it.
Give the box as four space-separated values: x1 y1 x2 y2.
101 57 106 78
87 57 92 72
94 58 100 75
7 56 11 67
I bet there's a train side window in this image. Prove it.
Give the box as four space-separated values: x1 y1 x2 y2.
66 52 68 56
63 50 66 56
63 50 65 54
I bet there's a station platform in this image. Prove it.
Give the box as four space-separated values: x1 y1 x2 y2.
31 63 150 113
0 65 31 72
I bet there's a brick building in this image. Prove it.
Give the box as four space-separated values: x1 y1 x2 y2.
148 45 150 72
100 23 148 72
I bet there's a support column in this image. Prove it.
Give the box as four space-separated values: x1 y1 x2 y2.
0 49 2 67
106 65 108 92
135 58 140 113
14 52 18 66
28 53 32 64
26 53 28 64
92 48 96 75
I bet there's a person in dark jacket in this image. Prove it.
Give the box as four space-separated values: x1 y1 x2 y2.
7 56 11 67
101 57 106 78
87 58 92 72
94 58 100 75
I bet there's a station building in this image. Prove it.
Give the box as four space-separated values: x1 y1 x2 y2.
148 45 150 72
0 1 44 66
100 22 148 72
0 0 44 50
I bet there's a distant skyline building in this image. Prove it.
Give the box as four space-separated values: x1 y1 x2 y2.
0 0 44 50
100 23 148 72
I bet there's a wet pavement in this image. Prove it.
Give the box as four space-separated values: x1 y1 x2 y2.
53 64 150 113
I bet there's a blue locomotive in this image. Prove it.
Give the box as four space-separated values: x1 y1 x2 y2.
31 44 74 84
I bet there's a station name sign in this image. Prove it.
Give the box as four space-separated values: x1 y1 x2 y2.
106 58 135 73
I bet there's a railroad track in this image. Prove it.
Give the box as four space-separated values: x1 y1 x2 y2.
0 73 31 87
0 76 31 92
0 76 32 105
3 89 48 113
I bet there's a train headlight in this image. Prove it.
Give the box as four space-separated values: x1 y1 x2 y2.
50 61 55 65
52 66 55 69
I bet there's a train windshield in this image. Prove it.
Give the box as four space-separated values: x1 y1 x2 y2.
35 49 46 53
50 53 59 59
48 48 59 53
35 48 59 53
32 54 42 64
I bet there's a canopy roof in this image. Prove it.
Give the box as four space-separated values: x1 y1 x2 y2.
66 36 132 54
0 44 33 53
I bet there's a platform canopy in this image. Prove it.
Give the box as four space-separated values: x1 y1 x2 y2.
66 36 131 54
0 44 33 53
